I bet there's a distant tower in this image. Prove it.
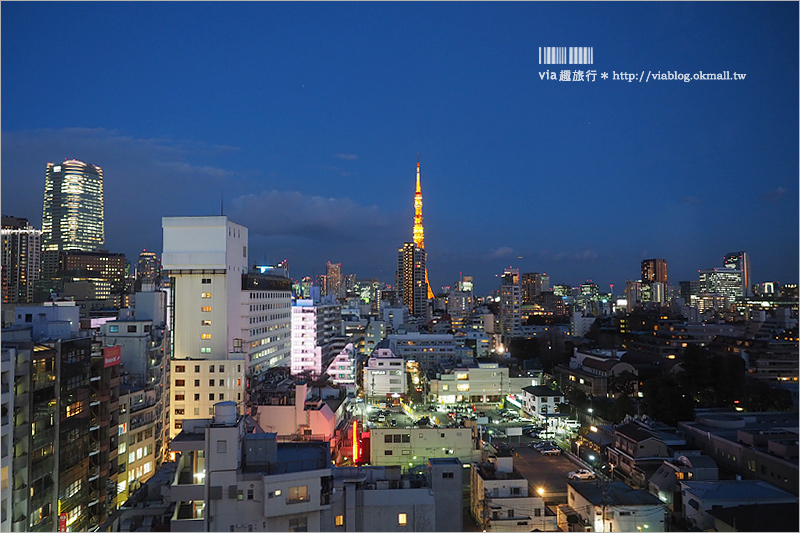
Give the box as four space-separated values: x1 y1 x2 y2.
137 249 162 286
641 258 668 305
1 216 42 303
723 251 751 297
41 159 105 280
641 258 668 284
500 267 521 344
326 261 343 299
397 242 428 319
412 160 435 299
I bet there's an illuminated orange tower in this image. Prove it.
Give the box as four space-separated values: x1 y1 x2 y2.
412 160 435 299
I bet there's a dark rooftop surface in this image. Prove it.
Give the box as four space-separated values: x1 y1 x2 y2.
568 481 663 506
707 502 799 532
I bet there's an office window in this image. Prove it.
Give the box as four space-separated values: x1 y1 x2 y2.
175 408 184 415
219 365 225 372
385 450 393 455
385 435 393 443
201 278 211 284
219 394 224 400
195 365 201 372
201 292 212 298
175 379 185 387
175 365 185 372
201 306 212 312
201 320 212 326
109 325 119 333
288 485 308 503
194 394 200 401
127 325 137 333
194 408 200 415
209 380 215 387
200 347 211 354
209 393 215 401
247 489 254 500
194 380 200 387
335 515 344 527
398 513 407 526
443 472 454 478
201 333 212 340
210 365 215 372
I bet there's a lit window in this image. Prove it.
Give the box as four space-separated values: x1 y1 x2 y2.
398 513 407 526
201 333 212 340
201 292 212 298
335 515 344 527
201 306 212 312
201 320 212 326
288 485 308 503
175 379 185 387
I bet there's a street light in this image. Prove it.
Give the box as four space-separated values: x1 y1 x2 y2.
537 487 545 497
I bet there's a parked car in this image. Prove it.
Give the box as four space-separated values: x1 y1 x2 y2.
540 447 561 456
568 469 596 480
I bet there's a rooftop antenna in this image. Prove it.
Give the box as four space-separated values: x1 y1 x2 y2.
220 190 224 216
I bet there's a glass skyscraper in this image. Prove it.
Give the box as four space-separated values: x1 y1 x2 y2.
41 159 104 279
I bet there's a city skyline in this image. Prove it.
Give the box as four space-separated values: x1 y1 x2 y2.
2 2 798 295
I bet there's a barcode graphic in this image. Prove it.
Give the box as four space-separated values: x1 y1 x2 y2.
539 47 594 65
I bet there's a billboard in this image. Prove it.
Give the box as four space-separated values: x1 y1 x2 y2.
104 345 121 367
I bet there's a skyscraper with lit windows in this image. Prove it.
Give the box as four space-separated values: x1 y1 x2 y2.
723 251 751 297
41 159 105 280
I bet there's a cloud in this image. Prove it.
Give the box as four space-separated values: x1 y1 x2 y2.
489 246 514 259
334 153 358 160
679 195 700 204
760 186 788 203
573 249 598 261
229 190 402 241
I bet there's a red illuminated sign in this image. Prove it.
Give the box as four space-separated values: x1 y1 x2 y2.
104 345 121 368
59 513 67 532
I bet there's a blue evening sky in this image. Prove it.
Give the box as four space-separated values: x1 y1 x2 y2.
2 2 797 296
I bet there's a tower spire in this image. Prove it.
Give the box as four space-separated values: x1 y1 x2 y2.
411 159 434 299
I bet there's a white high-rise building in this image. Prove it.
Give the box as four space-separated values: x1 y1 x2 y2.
290 296 342 377
163 216 291 439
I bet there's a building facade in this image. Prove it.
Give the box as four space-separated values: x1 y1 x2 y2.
164 216 292 439
499 268 521 345
1 216 42 304
41 160 105 281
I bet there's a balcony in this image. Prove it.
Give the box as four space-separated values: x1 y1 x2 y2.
13 423 29 441
171 502 204 532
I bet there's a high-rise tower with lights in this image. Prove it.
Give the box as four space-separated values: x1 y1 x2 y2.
412 161 434 299
41 159 105 280
397 160 433 318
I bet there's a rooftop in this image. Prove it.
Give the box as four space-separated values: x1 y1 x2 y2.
681 479 797 502
707 502 799 532
521 385 564 397
569 481 663 506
